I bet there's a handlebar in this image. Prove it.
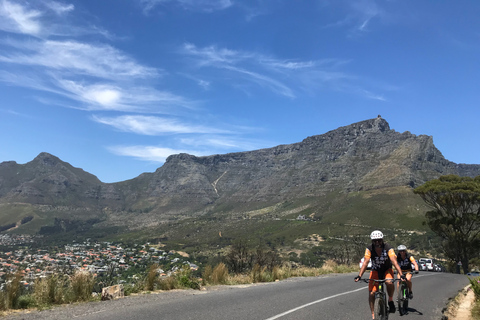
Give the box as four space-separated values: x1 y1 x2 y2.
356 278 403 283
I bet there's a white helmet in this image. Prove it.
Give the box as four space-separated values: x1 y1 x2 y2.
370 230 384 240
397 245 407 251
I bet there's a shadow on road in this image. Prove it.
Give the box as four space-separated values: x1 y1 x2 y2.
405 307 423 316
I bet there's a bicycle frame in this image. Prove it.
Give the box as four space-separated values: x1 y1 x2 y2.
359 278 402 320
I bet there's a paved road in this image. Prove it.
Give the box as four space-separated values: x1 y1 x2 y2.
5 272 469 320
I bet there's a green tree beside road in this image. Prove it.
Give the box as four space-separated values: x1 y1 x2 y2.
414 175 480 273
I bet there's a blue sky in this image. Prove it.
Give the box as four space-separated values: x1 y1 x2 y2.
1 0 479 183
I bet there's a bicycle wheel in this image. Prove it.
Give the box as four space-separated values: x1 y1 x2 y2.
402 288 409 314
397 284 408 316
397 285 404 316
374 297 387 320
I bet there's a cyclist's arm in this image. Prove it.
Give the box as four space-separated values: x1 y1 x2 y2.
410 256 419 271
357 248 371 279
388 248 403 276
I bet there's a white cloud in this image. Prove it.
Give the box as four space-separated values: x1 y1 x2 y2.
54 80 194 112
44 1 74 15
180 136 266 151
107 145 199 162
0 0 42 35
181 43 362 98
140 0 232 13
92 115 232 135
0 40 158 80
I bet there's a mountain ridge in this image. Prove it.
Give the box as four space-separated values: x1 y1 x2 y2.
1 116 479 239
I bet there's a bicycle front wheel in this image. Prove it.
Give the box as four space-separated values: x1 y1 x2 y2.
374 297 387 320
397 284 408 316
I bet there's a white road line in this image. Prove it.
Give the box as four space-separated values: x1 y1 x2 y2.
264 286 367 320
264 273 436 320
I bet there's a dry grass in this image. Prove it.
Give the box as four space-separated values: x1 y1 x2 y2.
202 260 357 286
70 271 95 302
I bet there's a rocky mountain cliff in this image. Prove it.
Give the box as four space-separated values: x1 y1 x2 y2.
1 116 479 236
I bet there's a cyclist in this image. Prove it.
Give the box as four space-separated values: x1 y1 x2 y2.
355 230 406 319
396 245 419 299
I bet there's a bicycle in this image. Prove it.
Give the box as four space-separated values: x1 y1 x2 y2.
358 278 402 320
397 271 418 316
397 278 409 316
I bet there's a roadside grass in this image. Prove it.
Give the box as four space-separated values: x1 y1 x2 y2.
202 260 357 286
468 276 480 319
0 260 356 314
0 271 98 313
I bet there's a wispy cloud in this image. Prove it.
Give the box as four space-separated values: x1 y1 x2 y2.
92 115 232 135
180 43 380 99
0 1 194 113
320 0 383 35
0 0 42 35
0 40 158 80
140 0 233 14
351 0 381 32
180 135 267 151
108 145 201 162
44 1 74 15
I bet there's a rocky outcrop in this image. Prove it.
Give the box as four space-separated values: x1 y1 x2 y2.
101 284 124 301
1 116 479 233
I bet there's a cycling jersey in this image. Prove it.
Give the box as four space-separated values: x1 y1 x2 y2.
364 243 396 273
397 253 416 272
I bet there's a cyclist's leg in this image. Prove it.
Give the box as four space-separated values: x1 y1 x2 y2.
385 269 395 301
369 271 379 319
406 272 413 298
406 272 413 291
385 269 396 313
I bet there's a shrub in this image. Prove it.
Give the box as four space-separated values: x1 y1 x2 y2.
70 271 95 302
123 282 143 296
251 264 272 283
202 265 213 285
16 294 35 309
208 263 228 285
157 276 178 291
33 274 70 306
145 264 159 291
468 276 480 299
1 271 24 309
176 265 200 290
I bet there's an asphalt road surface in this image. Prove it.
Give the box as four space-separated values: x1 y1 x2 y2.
5 271 469 320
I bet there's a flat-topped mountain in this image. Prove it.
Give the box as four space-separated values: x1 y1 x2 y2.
1 116 479 240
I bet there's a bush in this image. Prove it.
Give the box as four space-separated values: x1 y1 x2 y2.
468 276 480 299
16 294 35 309
203 263 229 285
157 276 178 291
33 274 70 306
70 271 95 302
145 264 159 291
176 265 200 290
0 272 24 309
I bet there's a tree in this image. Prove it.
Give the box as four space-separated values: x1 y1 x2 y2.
414 175 480 273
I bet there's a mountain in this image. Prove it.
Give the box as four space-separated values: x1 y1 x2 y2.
1 116 479 246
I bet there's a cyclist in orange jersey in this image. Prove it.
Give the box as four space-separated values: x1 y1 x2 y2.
355 230 406 319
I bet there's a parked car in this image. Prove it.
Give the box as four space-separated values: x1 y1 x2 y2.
416 260 427 271
467 271 480 277
359 257 372 270
419 258 434 271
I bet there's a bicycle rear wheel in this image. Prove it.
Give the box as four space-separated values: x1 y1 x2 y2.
374 297 387 320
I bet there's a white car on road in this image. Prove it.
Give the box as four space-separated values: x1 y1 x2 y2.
359 257 372 270
419 258 434 271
